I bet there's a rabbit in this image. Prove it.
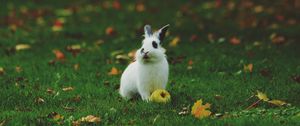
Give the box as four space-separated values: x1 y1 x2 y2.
119 24 170 101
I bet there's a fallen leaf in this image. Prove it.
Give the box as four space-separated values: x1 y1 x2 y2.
0 119 6 126
189 34 198 42
191 99 212 119
270 33 285 44
47 88 55 94
62 86 74 91
71 95 81 102
63 106 75 111
207 33 215 42
136 3 145 12
0 67 5 75
267 99 287 106
48 112 64 121
53 49 65 60
169 36 180 47
256 90 269 101
52 19 64 32
214 94 223 100
244 64 253 73
74 64 80 71
35 97 45 104
150 89 171 103
113 0 121 10
105 26 116 36
66 44 81 57
254 5 264 13
230 37 241 45
188 60 193 66
116 54 130 63
15 44 31 51
15 66 22 73
108 67 119 75
80 115 101 123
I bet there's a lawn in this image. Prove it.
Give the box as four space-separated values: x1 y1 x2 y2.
0 0 300 125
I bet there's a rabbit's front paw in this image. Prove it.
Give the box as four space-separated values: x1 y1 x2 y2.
141 93 150 102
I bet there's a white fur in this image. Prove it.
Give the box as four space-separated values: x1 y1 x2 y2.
119 25 169 101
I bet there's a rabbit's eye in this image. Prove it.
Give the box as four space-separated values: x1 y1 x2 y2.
152 41 158 49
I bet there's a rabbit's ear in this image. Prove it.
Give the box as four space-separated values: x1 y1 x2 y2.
144 25 152 38
154 24 169 42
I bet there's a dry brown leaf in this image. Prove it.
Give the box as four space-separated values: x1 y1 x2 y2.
36 97 45 104
108 67 119 75
169 36 180 47
270 33 285 44
230 37 241 45
47 88 55 94
105 26 115 36
0 120 6 126
71 95 81 102
63 106 75 111
113 0 121 10
53 49 65 60
214 94 223 100
80 115 101 123
53 113 64 121
15 44 31 51
63 86 74 91
136 3 145 12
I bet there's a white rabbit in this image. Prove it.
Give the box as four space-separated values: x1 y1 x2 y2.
119 24 170 101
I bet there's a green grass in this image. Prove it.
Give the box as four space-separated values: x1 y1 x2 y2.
0 0 300 125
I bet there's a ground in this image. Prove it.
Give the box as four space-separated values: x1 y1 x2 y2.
0 0 300 125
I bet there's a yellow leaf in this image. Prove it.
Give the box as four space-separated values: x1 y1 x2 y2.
267 99 287 106
0 67 5 75
48 112 64 121
256 90 269 101
53 114 64 121
62 86 74 91
169 37 180 47
191 99 212 119
74 64 80 71
150 89 171 103
15 44 31 51
80 115 101 123
108 67 119 75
